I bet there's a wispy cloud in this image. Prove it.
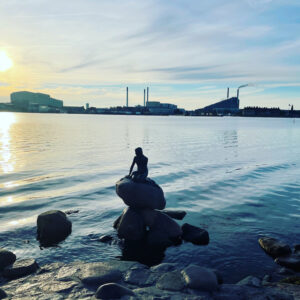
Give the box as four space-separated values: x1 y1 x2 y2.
0 0 300 109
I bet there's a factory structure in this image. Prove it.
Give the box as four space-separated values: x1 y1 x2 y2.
9 91 63 112
0 85 298 118
194 87 240 116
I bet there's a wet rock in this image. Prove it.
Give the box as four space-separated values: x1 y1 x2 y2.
156 270 185 291
0 289 6 299
0 249 16 270
181 265 219 292
64 209 79 215
162 210 186 220
279 276 300 285
124 268 154 286
78 262 122 285
37 210 72 246
99 235 113 243
150 263 178 273
237 276 261 287
95 283 135 299
294 244 300 254
116 207 145 241
40 280 78 293
181 223 209 245
113 215 122 229
258 236 291 258
116 177 166 210
147 212 182 248
3 258 39 279
278 267 295 275
275 254 300 272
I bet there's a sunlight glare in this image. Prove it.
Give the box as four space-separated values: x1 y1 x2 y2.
0 51 13 71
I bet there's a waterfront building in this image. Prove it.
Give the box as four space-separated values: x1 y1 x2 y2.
146 101 178 115
195 97 239 115
10 91 63 112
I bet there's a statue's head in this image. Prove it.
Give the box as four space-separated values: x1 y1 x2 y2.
135 147 143 156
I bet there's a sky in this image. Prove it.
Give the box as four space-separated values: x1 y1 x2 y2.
0 0 300 110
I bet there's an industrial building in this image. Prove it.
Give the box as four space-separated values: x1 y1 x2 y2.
10 91 63 112
146 101 178 115
194 87 240 116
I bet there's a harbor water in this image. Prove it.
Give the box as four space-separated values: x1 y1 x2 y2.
0 112 299 283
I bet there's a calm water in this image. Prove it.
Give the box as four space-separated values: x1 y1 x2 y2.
0 112 299 283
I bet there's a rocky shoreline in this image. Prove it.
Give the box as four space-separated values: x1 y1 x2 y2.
0 258 299 299
0 177 299 299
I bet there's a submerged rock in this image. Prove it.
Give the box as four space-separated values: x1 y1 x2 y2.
0 249 16 270
237 276 261 287
181 223 209 245
0 289 7 299
116 207 145 241
258 236 291 258
3 258 38 280
146 211 182 248
37 210 72 246
116 177 166 210
98 235 113 243
162 210 187 220
95 283 135 299
275 254 300 272
181 264 219 292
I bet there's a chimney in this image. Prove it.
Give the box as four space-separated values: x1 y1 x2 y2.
227 88 229 99
237 88 239 99
147 87 149 105
144 89 146 106
126 87 128 107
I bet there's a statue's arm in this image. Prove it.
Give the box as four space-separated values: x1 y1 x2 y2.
129 158 135 175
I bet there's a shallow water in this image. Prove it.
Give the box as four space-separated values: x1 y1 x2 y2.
0 112 299 283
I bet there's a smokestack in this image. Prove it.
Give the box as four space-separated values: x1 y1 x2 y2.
147 87 149 105
227 87 229 99
144 89 146 107
126 87 128 107
237 88 239 99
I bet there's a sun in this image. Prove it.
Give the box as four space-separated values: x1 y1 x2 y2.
0 51 13 72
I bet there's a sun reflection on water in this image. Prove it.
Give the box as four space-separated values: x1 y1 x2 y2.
0 112 16 173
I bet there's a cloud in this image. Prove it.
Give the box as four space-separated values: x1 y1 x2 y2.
0 0 299 109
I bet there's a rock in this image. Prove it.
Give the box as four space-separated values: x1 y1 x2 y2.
162 210 186 220
40 280 78 293
99 235 113 243
278 267 295 275
146 211 182 248
279 276 300 285
181 265 219 292
0 289 6 299
95 283 135 299
116 177 166 210
150 263 178 273
37 210 72 246
237 276 261 287
124 268 154 286
0 249 16 270
64 209 79 215
275 254 300 272
156 270 185 291
113 215 122 229
181 223 209 245
78 262 122 285
116 207 145 241
294 244 300 254
258 236 291 258
3 258 39 279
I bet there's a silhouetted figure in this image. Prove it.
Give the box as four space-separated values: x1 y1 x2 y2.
129 147 148 182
